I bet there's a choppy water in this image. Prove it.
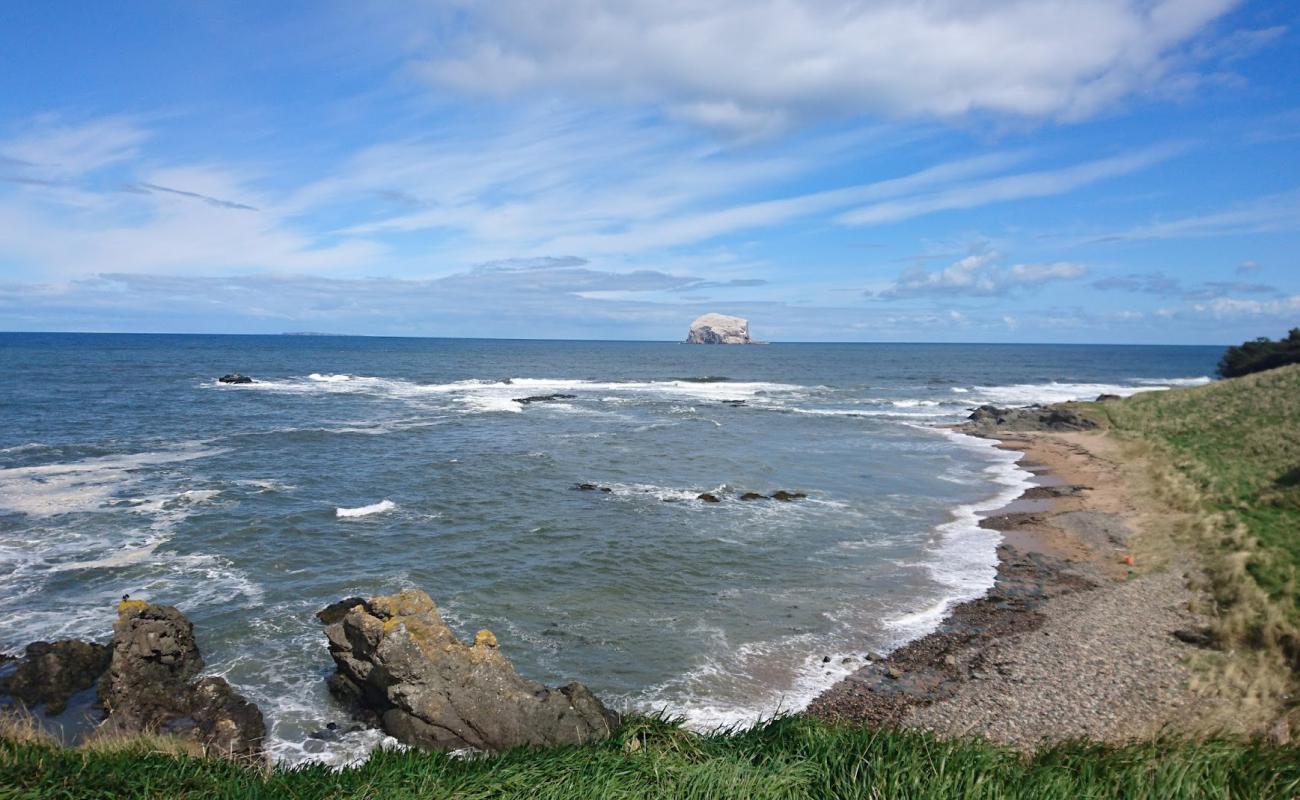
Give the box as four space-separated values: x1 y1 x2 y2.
0 333 1220 764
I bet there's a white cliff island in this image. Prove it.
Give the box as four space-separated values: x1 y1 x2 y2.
685 313 760 344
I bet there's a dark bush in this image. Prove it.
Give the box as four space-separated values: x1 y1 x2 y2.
1217 328 1300 378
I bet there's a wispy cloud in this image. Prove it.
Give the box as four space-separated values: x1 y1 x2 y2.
838 144 1185 225
878 251 1087 299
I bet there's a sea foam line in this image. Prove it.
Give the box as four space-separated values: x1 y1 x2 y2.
336 499 396 518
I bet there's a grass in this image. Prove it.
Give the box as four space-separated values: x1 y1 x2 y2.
4 366 1299 798
2 714 1299 800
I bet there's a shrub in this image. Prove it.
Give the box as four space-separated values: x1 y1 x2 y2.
1217 329 1300 378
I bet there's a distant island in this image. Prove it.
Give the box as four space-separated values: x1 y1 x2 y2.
279 331 335 337
685 313 763 344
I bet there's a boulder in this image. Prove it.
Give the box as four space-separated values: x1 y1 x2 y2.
97 600 265 759
964 404 1098 433
0 640 110 715
218 373 253 384
320 590 619 752
686 313 754 345
697 492 721 502
739 492 767 501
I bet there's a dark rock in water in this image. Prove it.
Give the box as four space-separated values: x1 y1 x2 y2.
770 490 807 501
513 394 576 405
218 373 253 384
574 483 614 493
739 492 767 501
320 590 619 752
1095 394 1121 402
965 404 1097 433
98 600 265 759
0 640 110 715
697 492 721 503
721 400 746 406
316 597 366 626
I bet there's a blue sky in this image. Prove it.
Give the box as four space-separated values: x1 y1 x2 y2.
1 1 1297 343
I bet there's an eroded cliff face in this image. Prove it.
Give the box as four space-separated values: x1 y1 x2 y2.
320 590 620 752
686 313 752 344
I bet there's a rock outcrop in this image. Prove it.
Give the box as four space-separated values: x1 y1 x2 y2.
321 590 619 752
218 373 253 384
513 394 576 405
97 601 265 758
686 313 753 344
0 640 110 715
964 405 1098 433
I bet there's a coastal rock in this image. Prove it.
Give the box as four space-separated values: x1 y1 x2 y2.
697 492 721 502
0 640 111 715
964 404 1097 433
739 492 767 501
770 490 808 501
218 373 253 384
97 601 265 759
320 590 619 752
686 313 753 345
513 394 576 405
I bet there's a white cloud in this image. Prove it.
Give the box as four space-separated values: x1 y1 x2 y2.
413 0 1241 134
1190 294 1300 318
0 116 149 178
880 253 1087 298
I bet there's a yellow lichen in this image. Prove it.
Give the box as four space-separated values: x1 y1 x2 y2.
117 599 148 616
474 629 498 648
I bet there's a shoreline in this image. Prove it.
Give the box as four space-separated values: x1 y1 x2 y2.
806 424 1210 747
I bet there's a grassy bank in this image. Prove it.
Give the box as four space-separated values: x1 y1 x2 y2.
1092 364 1300 727
3 714 1298 799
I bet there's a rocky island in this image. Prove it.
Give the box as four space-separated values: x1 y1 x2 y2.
685 313 758 344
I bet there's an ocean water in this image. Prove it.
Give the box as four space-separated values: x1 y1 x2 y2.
0 333 1220 764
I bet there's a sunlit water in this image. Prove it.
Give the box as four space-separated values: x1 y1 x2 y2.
0 333 1220 764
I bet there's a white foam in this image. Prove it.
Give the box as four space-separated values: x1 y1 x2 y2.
950 387 970 393
336 499 396 518
0 447 226 517
968 377 1207 407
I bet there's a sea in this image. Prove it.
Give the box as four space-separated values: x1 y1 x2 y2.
0 332 1221 764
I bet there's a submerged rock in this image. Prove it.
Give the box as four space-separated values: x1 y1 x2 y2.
513 394 576 405
320 590 619 752
770 490 808 501
218 373 253 384
697 492 721 502
97 601 265 758
685 313 754 345
739 492 767 501
0 640 110 715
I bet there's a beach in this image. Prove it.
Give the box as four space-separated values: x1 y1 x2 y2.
808 424 1229 746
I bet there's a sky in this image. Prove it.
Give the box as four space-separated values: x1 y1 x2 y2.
1 1 1297 344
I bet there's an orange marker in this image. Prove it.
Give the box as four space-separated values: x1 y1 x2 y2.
1122 554 1135 566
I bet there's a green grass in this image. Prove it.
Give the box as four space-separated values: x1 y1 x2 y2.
3 714 1298 800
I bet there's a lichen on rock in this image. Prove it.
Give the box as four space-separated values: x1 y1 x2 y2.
320 589 620 752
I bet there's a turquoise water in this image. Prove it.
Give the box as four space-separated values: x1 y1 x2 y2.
0 333 1220 763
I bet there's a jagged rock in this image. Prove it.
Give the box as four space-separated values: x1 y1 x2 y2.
965 404 1098 433
97 601 265 759
320 590 619 752
317 597 367 626
0 640 110 715
697 493 721 503
686 313 754 345
218 373 253 384
770 490 808 501
513 394 576 405
739 492 767 501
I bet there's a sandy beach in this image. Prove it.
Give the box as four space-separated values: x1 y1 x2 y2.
808 426 1221 747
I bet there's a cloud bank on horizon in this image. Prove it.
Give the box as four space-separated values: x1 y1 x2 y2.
0 0 1296 343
